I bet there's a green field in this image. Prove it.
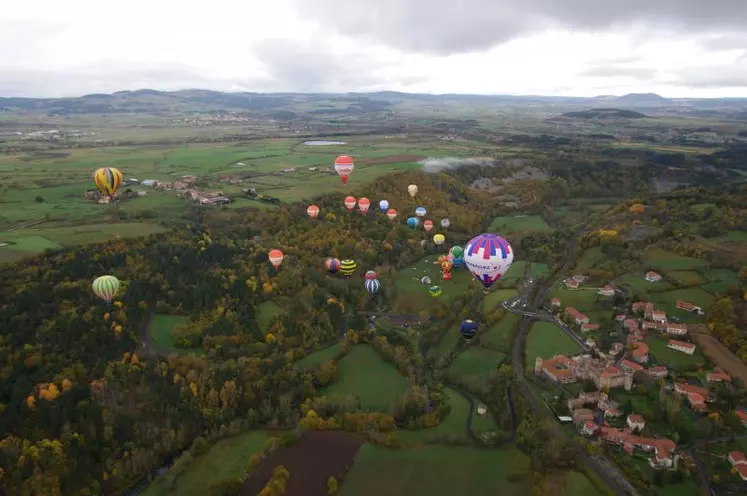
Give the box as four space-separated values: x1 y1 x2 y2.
257 300 284 332
396 388 471 443
295 342 343 370
645 336 705 370
711 230 747 243
393 255 478 314
644 248 708 271
482 288 518 312
448 347 507 391
563 471 603 496
499 260 527 285
548 287 600 312
530 262 550 278
339 444 531 496
649 288 715 320
480 314 520 352
149 314 198 354
526 322 581 368
666 270 706 286
142 430 268 496
488 215 552 233
323 345 408 411
435 324 463 358
577 247 604 270
701 268 739 295
617 272 676 296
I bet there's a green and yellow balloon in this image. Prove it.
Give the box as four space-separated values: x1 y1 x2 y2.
92 275 120 302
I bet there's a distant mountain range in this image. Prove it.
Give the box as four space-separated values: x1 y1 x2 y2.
0 89 746 117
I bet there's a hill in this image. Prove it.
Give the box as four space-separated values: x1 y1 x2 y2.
561 108 648 119
614 92 671 106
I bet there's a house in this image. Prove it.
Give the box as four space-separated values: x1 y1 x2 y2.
735 410 747 427
706 368 731 383
627 332 644 343
631 342 649 363
200 196 231 205
141 179 158 187
645 271 662 282
632 301 648 314
642 321 667 332
570 275 586 284
620 359 644 373
573 408 595 425
535 355 577 384
676 300 703 315
610 342 624 355
646 366 668 380
551 298 561 308
581 420 600 436
566 307 590 325
581 323 599 333
477 404 488 415
585 339 597 348
616 314 626 322
627 414 646 432
623 318 639 330
566 280 580 290
665 323 688 336
650 310 667 323
727 451 747 481
673 383 708 411
598 285 615 296
599 427 677 469
668 340 696 355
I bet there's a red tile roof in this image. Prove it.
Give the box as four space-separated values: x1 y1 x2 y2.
730 451 746 463
566 307 588 322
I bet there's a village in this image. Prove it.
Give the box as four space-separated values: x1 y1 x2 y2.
533 272 747 483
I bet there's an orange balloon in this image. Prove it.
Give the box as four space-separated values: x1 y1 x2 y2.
268 249 284 268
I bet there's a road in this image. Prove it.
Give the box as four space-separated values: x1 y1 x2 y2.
510 224 639 496
502 295 589 351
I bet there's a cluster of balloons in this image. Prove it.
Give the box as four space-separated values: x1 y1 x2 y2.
437 255 453 281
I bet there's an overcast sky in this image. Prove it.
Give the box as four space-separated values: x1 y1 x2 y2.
2 0 747 98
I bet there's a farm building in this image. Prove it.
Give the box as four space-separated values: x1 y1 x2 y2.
646 366 668 379
665 323 688 336
667 340 696 355
706 368 731 383
566 307 589 325
581 323 599 333
676 300 704 315
673 383 708 411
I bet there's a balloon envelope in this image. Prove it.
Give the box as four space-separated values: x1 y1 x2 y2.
407 217 419 229
365 278 381 294
415 207 426 217
325 257 340 273
423 220 434 232
93 167 123 197
344 196 356 211
92 275 120 302
420 276 431 285
441 218 451 228
358 197 371 213
463 234 514 289
334 155 354 184
379 200 389 212
449 246 464 258
453 256 464 268
428 285 443 298
340 259 357 276
364 270 377 281
307 205 320 219
268 249 284 268
408 184 418 197
460 319 479 339
433 234 445 245
386 209 398 220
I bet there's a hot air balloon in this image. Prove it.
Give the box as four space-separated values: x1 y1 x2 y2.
386 209 398 221
307 205 320 219
449 246 464 258
268 249 284 269
415 207 426 217
433 234 445 245
420 276 431 285
340 259 357 277
442 271 452 281
440 261 453 273
428 285 443 298
463 234 514 291
93 167 123 198
334 155 354 184
453 256 464 268
364 270 377 281
379 200 389 212
325 257 340 274
344 196 357 212
365 278 381 295
92 275 120 302
407 217 419 229
460 320 479 340
441 218 451 229
423 220 434 232
358 197 371 214
408 184 418 197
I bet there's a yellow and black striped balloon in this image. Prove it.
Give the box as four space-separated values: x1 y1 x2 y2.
93 167 123 197
339 259 357 276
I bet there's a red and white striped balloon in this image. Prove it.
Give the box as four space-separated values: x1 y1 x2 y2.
386 208 397 221
358 197 371 214
307 204 319 219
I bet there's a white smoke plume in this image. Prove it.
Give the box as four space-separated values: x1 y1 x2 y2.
419 156 494 172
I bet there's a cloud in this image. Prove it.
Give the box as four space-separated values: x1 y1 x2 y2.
673 60 747 88
579 66 657 79
291 0 747 55
252 39 405 92
697 33 747 50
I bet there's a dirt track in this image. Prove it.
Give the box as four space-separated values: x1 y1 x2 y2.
240 431 364 496
690 332 747 384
